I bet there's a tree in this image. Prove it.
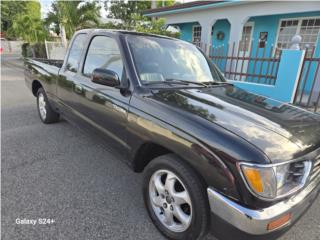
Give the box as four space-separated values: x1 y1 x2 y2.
1 1 28 37
11 14 47 43
45 1 101 39
134 17 180 38
4 1 47 42
104 0 175 28
105 1 149 27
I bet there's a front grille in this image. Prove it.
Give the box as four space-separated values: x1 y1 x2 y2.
310 155 320 182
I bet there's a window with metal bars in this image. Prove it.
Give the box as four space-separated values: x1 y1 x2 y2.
192 25 202 43
276 17 320 56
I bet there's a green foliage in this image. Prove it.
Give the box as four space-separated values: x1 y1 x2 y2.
134 16 180 38
102 1 179 38
25 1 41 19
105 1 149 27
45 1 101 39
156 0 176 8
105 0 175 28
98 21 125 30
21 43 30 58
21 42 47 58
11 14 48 43
31 42 47 58
4 1 48 42
0 1 27 33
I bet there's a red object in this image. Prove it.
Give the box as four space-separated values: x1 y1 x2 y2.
0 47 3 54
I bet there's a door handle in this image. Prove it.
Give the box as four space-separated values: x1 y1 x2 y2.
74 84 83 94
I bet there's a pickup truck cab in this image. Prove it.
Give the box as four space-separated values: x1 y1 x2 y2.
25 29 320 240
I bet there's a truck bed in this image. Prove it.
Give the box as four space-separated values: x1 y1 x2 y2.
24 58 63 96
30 58 64 68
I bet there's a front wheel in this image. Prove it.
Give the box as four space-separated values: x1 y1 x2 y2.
37 88 60 124
143 154 210 240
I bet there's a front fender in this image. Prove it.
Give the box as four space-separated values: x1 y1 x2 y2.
127 103 241 201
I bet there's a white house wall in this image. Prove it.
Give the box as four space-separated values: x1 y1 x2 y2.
161 1 320 46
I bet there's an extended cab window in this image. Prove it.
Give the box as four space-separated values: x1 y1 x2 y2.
66 34 87 72
83 36 123 78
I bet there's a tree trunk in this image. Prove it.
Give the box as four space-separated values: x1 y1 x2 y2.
151 0 157 9
60 24 68 48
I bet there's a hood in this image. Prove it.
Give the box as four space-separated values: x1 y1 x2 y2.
149 85 320 162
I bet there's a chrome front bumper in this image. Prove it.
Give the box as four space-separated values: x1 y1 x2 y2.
207 174 320 235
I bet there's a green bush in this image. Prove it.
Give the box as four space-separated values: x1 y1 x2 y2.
21 43 30 58
99 17 180 39
32 43 47 58
21 42 47 58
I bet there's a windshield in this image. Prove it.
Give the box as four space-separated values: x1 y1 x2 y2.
127 35 225 85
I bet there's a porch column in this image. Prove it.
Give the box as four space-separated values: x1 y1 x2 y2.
227 16 250 52
199 19 216 54
226 16 249 78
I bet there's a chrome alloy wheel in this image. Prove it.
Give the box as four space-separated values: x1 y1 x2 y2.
149 169 192 232
38 93 47 120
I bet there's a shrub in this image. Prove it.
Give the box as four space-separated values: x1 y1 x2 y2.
21 43 30 58
21 42 47 58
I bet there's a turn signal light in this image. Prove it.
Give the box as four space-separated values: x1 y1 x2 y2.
267 213 292 231
242 168 264 193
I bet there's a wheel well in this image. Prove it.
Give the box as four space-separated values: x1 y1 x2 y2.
133 142 172 172
32 80 42 96
133 142 209 190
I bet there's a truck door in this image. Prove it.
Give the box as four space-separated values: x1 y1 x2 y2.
70 35 131 160
57 33 87 112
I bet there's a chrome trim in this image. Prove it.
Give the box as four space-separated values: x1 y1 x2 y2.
207 174 320 235
238 160 312 201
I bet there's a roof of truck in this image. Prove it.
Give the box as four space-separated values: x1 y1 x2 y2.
75 28 177 40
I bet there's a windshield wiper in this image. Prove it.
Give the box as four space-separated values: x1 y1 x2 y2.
144 79 207 87
165 79 232 87
143 79 232 87
164 79 208 87
202 81 233 87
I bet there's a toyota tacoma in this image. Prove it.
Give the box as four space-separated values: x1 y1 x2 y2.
25 29 320 240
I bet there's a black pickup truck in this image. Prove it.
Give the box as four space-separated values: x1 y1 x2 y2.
25 29 320 240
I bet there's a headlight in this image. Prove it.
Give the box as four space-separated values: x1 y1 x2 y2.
240 161 312 199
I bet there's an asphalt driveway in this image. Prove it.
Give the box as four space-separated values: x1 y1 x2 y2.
1 56 320 240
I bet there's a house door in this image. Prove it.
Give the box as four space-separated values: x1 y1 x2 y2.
236 22 254 80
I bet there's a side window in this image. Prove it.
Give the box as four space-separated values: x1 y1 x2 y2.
83 36 123 78
65 34 87 72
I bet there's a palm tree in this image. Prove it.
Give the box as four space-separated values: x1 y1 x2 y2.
46 1 101 40
12 14 47 43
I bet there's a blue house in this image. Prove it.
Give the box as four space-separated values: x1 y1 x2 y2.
144 1 319 55
144 1 320 112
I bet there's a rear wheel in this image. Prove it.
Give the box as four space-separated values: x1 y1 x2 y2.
143 154 209 240
37 88 59 124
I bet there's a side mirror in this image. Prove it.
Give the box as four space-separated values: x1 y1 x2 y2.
91 68 120 87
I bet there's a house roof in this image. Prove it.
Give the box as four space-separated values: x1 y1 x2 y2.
144 1 226 15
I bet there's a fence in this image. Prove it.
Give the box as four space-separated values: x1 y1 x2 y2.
44 40 67 60
195 41 281 85
293 46 320 113
194 41 319 114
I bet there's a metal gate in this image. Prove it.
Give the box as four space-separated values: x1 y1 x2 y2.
293 46 320 113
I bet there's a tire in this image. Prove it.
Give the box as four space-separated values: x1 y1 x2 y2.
143 154 209 240
37 88 59 124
